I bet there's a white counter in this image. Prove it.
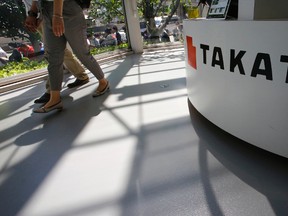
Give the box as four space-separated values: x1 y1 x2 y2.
184 19 288 158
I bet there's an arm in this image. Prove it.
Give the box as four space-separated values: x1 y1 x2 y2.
52 0 65 37
24 1 40 33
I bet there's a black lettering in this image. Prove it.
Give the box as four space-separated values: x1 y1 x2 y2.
280 55 288 83
200 44 209 64
212 47 224 69
230 50 246 75
251 53 273 81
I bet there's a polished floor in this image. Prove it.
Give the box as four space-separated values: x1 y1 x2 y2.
0 48 287 216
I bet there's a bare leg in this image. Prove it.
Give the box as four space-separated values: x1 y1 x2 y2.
33 90 62 113
97 78 108 91
45 90 61 108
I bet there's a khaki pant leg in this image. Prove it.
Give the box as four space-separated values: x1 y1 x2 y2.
37 25 51 92
63 48 89 80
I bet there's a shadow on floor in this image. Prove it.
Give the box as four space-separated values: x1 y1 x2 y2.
0 50 189 216
188 100 288 216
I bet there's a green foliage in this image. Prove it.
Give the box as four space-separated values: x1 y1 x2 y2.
138 0 181 38
90 43 129 55
0 58 48 78
89 0 124 24
0 45 129 78
89 0 181 38
0 0 27 40
138 0 181 19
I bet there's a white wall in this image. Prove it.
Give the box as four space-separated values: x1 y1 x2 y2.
254 0 288 19
238 0 255 20
238 0 288 20
184 20 288 158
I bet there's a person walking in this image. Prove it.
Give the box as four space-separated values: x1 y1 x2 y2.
25 0 109 113
23 0 90 104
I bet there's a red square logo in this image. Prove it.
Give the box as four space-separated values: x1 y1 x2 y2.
186 36 197 69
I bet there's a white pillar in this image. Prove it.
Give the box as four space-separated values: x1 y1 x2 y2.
123 0 143 53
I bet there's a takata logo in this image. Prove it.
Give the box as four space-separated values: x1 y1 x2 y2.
186 36 288 83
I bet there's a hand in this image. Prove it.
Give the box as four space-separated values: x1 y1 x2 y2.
52 15 65 37
24 16 38 32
